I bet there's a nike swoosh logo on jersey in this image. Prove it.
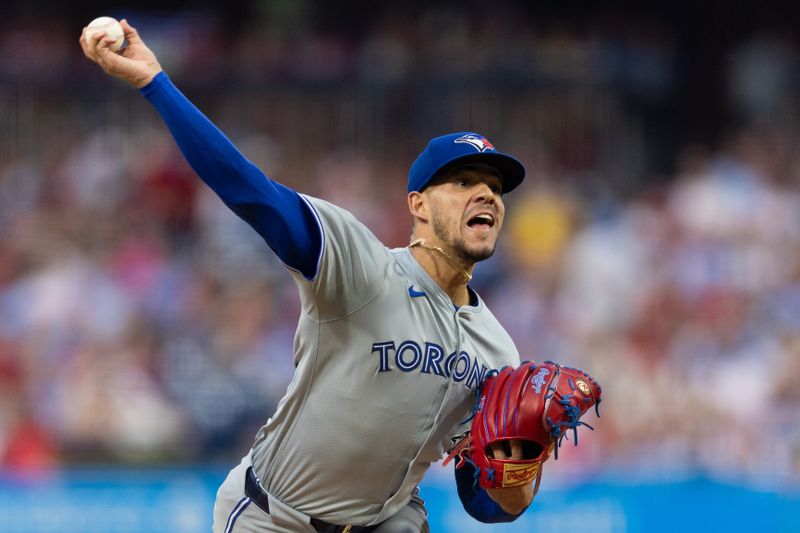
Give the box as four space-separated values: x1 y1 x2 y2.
408 285 426 298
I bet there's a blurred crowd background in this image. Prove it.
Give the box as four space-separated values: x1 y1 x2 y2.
1 0 799 498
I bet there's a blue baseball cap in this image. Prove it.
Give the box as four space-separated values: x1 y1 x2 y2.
408 132 526 193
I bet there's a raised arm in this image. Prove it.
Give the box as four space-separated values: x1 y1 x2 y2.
79 19 322 279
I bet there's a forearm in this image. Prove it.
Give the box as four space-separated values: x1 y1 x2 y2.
141 73 273 209
454 462 524 523
140 72 321 277
486 484 534 515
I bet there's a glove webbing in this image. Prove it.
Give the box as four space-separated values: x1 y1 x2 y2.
544 363 598 460
558 363 603 417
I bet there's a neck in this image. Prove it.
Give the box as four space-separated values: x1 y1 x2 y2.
409 238 473 306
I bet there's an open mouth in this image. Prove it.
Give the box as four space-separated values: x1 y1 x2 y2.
467 213 495 229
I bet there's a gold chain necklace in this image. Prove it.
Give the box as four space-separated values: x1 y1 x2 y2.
409 238 472 283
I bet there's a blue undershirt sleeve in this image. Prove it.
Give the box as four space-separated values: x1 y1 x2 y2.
140 72 322 279
454 461 523 523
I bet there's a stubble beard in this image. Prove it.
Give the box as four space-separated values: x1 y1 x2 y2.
432 215 496 265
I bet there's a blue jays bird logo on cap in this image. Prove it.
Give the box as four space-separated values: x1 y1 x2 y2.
408 131 525 193
454 134 496 152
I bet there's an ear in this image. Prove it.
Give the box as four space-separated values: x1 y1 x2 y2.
408 191 429 223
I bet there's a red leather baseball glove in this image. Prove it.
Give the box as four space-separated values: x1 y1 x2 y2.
445 361 601 492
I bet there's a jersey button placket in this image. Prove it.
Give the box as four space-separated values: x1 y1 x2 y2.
450 310 466 390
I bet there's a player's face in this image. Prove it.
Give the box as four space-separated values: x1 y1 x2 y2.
424 166 506 264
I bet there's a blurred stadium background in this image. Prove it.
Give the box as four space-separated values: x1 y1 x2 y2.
1 1 799 531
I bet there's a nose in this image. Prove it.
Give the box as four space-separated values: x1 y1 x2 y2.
473 181 498 204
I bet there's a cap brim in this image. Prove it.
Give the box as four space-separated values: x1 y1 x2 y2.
433 152 526 193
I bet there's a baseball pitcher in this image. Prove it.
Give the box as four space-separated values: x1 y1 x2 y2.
80 19 601 533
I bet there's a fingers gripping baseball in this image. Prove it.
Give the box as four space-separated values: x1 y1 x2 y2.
80 18 162 88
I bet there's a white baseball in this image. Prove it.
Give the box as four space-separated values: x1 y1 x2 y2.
86 16 125 52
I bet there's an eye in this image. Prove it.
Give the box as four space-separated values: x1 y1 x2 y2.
455 177 469 187
490 183 502 194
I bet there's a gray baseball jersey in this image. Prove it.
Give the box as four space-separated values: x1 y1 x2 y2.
249 195 520 526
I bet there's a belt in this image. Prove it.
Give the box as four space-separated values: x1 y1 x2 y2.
244 467 375 533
